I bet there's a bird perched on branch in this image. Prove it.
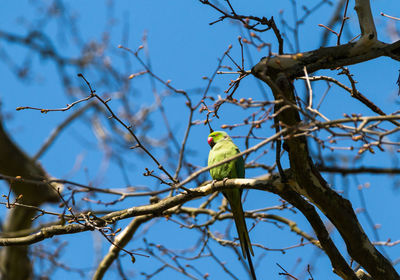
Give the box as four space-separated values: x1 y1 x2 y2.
207 130 256 280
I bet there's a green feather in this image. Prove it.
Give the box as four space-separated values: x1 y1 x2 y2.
207 131 256 279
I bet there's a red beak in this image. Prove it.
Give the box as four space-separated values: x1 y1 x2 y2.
207 137 214 147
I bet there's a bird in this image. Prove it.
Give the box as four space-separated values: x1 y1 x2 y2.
207 130 256 280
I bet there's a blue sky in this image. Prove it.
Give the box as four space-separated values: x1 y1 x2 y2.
1 1 400 279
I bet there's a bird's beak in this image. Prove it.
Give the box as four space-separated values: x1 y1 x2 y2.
207 137 214 147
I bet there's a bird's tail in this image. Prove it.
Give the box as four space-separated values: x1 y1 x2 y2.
225 190 256 280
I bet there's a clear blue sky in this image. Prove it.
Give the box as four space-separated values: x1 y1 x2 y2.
1 1 400 279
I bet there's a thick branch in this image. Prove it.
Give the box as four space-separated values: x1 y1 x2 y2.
0 120 60 280
253 39 400 80
252 61 399 280
276 185 358 280
0 175 279 246
0 172 358 279
355 0 377 40
252 3 398 276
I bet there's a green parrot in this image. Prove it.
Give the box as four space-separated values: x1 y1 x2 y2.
207 131 256 280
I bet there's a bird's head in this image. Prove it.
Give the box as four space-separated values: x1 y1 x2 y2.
207 131 230 148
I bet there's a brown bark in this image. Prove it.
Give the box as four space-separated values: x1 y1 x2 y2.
0 120 60 280
251 67 399 280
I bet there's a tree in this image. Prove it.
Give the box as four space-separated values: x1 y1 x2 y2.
0 0 400 279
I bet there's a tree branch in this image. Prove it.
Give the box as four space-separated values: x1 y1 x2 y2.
92 215 153 280
0 120 61 279
252 56 400 280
